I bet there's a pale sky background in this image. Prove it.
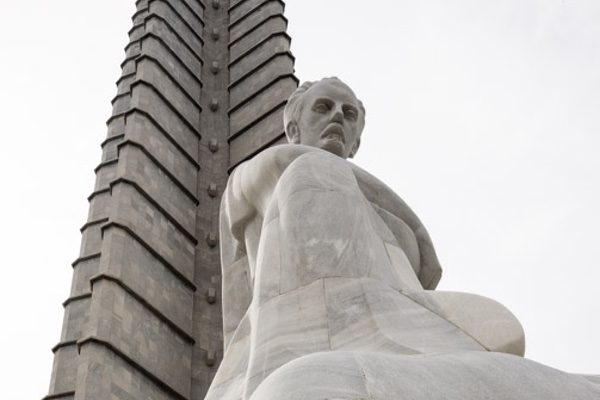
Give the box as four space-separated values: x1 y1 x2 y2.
0 1 599 399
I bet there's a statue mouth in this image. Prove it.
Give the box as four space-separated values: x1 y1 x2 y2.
321 123 345 144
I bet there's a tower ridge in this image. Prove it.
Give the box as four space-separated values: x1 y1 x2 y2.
44 0 296 398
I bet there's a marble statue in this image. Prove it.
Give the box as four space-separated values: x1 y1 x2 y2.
205 77 600 400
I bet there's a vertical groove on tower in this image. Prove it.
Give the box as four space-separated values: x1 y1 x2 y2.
189 1 297 395
191 0 230 396
44 1 296 399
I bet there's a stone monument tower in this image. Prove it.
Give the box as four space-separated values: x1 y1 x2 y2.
44 1 297 399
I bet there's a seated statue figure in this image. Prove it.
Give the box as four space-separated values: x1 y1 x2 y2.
205 77 600 400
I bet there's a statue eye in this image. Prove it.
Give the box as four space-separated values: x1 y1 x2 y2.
343 107 358 121
313 101 331 113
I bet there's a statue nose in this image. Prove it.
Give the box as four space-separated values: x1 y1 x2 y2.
331 107 344 124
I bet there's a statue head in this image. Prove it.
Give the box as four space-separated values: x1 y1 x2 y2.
284 77 365 158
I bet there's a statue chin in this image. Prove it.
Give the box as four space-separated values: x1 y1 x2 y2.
318 138 346 158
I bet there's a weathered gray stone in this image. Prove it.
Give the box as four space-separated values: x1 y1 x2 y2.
45 0 297 399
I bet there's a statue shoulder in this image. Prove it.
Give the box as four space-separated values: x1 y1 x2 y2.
232 144 320 176
226 144 326 219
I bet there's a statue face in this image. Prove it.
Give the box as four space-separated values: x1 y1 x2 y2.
293 80 362 158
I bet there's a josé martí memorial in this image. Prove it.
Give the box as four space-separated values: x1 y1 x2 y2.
42 1 600 399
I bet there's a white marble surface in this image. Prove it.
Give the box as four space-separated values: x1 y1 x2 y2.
206 79 598 399
251 351 600 400
208 147 529 400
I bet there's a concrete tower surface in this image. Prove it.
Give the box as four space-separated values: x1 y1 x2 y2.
44 1 297 399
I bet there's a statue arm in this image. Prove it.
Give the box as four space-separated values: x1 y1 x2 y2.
350 164 443 289
222 144 317 243
220 144 324 346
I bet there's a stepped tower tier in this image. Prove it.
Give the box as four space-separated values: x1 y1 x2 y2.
44 1 297 399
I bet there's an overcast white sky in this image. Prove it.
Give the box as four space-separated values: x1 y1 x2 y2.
1 1 599 399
